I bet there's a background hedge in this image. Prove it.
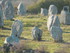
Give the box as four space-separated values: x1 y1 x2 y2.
27 0 70 14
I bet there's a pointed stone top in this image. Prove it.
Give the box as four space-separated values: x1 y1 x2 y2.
17 2 24 9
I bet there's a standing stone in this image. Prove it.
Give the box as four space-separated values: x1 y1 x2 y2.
63 6 69 12
0 4 4 28
50 16 63 42
4 0 14 20
48 5 57 15
47 5 63 42
41 8 48 16
60 6 70 25
0 1 2 5
50 26 63 42
11 20 23 38
47 15 60 31
47 5 58 31
17 2 26 16
32 26 42 41
4 35 19 44
1 0 7 7
4 20 23 44
47 15 54 31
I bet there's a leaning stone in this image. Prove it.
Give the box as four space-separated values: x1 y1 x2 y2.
11 20 23 38
4 35 19 44
4 20 23 44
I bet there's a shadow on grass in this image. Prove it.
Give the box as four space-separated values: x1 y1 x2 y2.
37 40 51 42
20 38 51 42
63 32 70 33
2 27 11 30
62 42 70 45
19 37 31 40
58 41 70 45
0 35 9 37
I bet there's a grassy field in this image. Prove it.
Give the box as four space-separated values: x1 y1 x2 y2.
0 15 70 53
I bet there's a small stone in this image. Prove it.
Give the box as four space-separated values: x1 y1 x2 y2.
32 26 42 41
41 8 48 16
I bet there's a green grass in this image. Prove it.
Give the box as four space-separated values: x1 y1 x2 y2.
0 15 70 53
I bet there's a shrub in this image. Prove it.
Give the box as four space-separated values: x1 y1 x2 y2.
27 0 70 14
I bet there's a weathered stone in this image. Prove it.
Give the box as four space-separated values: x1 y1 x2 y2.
41 8 48 16
48 5 57 15
17 2 26 16
1 0 7 7
63 6 69 12
50 26 63 42
47 15 60 31
32 26 42 41
4 0 14 20
47 5 59 31
47 15 54 31
47 15 63 42
11 20 23 38
60 6 70 25
0 4 4 28
50 15 63 42
4 20 23 44
52 15 60 27
0 1 2 5
47 5 63 42
4 35 19 44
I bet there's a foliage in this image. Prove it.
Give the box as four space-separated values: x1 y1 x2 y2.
27 0 70 14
